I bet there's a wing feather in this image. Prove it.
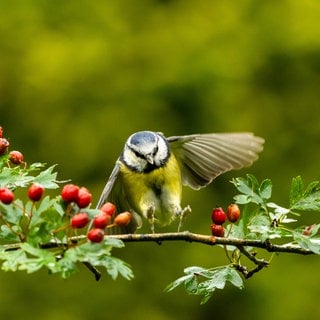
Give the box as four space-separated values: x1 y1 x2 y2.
168 133 264 190
96 160 142 233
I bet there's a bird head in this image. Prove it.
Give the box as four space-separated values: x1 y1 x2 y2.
121 131 170 172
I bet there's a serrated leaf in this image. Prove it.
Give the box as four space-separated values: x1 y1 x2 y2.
291 191 320 211
290 176 304 207
293 232 320 254
233 194 251 204
0 167 33 188
226 267 244 288
58 239 133 280
0 250 27 271
165 274 193 292
184 274 198 294
105 257 134 280
303 181 320 197
259 179 272 200
0 225 21 242
166 266 243 304
231 176 264 205
19 243 57 273
33 165 60 189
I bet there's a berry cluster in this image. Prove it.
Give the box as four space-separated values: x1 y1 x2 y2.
62 184 131 243
210 204 241 237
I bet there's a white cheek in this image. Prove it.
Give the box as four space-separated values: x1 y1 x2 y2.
123 149 147 172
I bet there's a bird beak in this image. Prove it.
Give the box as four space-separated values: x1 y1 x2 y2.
145 154 154 164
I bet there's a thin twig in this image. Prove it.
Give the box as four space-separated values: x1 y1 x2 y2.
82 262 102 281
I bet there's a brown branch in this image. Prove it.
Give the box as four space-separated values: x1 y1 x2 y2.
95 231 314 255
2 231 314 281
4 231 313 256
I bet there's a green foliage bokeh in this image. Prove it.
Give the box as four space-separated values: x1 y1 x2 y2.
1 1 320 319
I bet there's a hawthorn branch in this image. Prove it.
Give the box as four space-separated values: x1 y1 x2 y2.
4 231 313 255
93 231 314 255
2 231 313 281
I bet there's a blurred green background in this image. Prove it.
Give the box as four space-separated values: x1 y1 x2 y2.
1 1 320 319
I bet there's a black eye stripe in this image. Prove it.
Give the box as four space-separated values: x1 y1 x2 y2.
132 149 144 159
153 146 158 155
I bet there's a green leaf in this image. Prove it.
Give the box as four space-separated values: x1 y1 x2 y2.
33 165 60 189
290 176 304 207
293 232 320 254
0 199 24 224
291 191 320 211
0 249 27 272
197 266 243 304
259 179 272 200
0 167 33 189
19 243 58 273
0 225 21 242
303 181 320 197
233 194 251 204
165 274 193 292
166 266 243 304
289 177 320 211
231 175 264 205
184 274 199 294
58 239 133 280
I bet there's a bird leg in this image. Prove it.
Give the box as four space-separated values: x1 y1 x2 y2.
146 205 156 233
177 205 192 232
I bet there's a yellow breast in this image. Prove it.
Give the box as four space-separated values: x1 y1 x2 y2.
119 154 182 226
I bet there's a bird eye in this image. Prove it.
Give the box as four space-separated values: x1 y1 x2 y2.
152 146 158 156
132 149 143 158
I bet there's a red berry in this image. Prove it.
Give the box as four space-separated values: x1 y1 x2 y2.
28 183 45 202
93 213 110 229
0 126 3 138
71 212 90 228
114 211 131 227
9 150 24 165
0 138 9 156
76 187 92 208
210 224 225 237
100 202 116 216
61 184 80 203
0 187 14 204
87 228 105 243
227 204 241 223
211 207 227 225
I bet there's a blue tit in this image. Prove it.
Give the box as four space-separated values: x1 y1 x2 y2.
97 131 264 233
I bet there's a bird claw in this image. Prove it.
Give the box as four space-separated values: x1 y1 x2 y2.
177 205 192 232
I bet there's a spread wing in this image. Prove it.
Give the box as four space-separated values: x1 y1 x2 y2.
168 133 264 190
96 160 142 233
